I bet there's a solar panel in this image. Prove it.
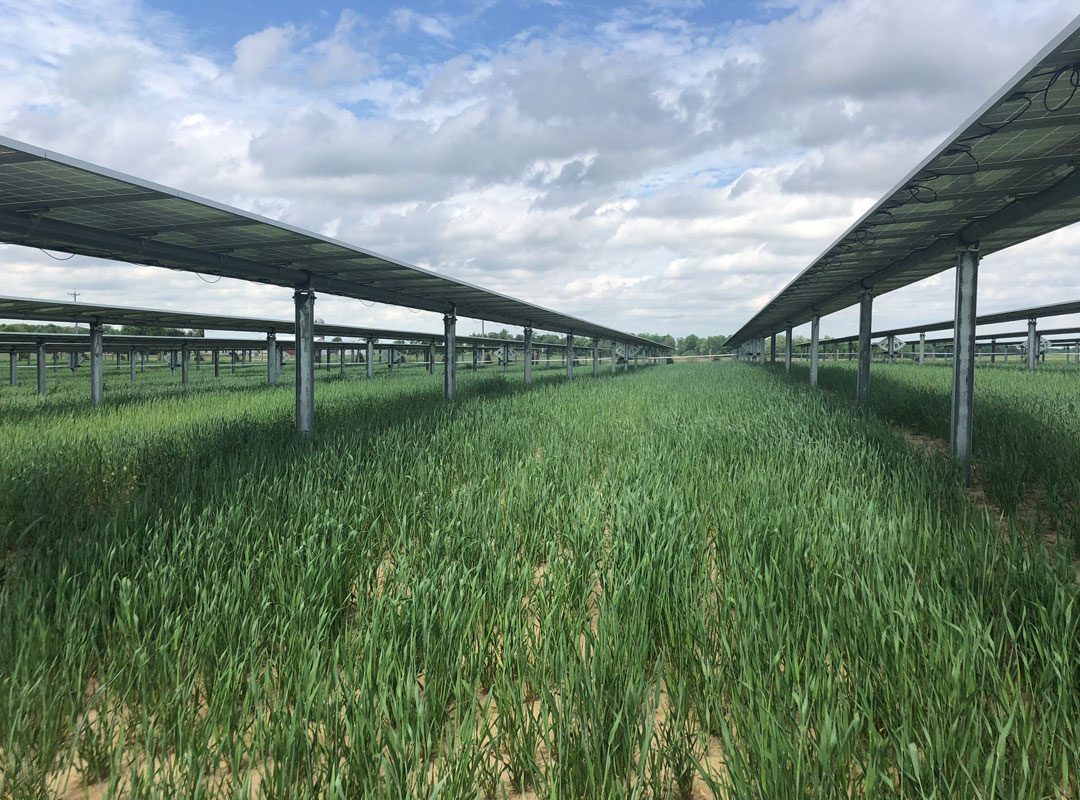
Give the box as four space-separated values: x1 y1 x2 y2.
728 15 1080 347
0 139 668 349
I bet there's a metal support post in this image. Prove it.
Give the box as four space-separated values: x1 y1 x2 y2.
444 309 457 400
181 344 190 385
770 334 776 364
90 320 104 406
36 343 45 395
130 349 136 381
388 347 395 372
566 334 574 379
810 315 821 389
9 349 16 386
524 327 534 384
991 339 997 364
428 342 436 375
950 244 979 484
267 333 278 384
1027 318 1037 372
340 346 346 376
503 343 509 373
592 338 599 377
857 290 873 406
785 325 792 373
294 288 316 437
919 332 926 365
623 342 628 372
366 339 374 378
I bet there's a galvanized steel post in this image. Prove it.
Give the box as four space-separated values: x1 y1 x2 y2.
9 349 16 386
294 288 316 437
340 345 346 376
990 339 996 364
1027 318 1037 372
428 342 436 375
592 337 599 377
524 327 534 384
919 332 925 365
623 342 628 372
181 344 190 385
36 342 45 395
857 290 873 406
267 333 278 385
950 243 979 484
213 348 220 377
785 325 792 373
810 315 821 389
130 348 136 381
366 338 374 378
444 309 457 400
770 334 776 364
90 320 104 406
503 342 509 373
472 342 478 372
566 333 574 379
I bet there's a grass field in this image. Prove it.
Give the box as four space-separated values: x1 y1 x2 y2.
1 361 1078 798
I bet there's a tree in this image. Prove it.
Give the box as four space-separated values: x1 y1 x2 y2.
678 334 700 356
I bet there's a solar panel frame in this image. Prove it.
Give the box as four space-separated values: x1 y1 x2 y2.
0 137 669 349
728 15 1080 348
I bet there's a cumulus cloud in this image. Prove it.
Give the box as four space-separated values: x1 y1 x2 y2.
58 46 139 103
0 0 1079 339
233 24 297 82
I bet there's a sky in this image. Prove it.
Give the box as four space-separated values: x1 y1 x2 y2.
1 0 1079 341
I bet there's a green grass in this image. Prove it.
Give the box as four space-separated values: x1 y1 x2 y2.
801 360 1080 553
1 361 1077 798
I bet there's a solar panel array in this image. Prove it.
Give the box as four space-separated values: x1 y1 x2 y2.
727 16 1080 347
0 137 668 349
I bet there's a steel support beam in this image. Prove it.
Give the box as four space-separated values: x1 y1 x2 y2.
623 343 628 372
9 350 16 386
503 343 509 373
857 290 873 407
810 315 821 389
950 244 979 485
919 332 926 365
181 344 190 385
36 343 45 395
444 310 457 400
294 288 316 437
990 339 996 364
267 333 278 384
212 348 219 377
611 343 616 373
524 327 533 384
366 338 374 378
592 338 599 377
566 334 574 379
784 326 792 373
130 348 136 381
90 320 104 406
770 334 776 364
428 342 436 375
1027 319 1037 372
340 346 346 376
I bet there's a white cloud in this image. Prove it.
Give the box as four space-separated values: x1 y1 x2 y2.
233 24 296 82
0 0 1079 338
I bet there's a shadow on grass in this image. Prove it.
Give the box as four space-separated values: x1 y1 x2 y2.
763 360 1080 551
0 362 650 555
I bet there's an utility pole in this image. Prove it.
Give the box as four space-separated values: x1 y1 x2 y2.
69 289 80 333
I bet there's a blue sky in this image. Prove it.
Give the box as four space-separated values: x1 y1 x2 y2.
1 0 1079 338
